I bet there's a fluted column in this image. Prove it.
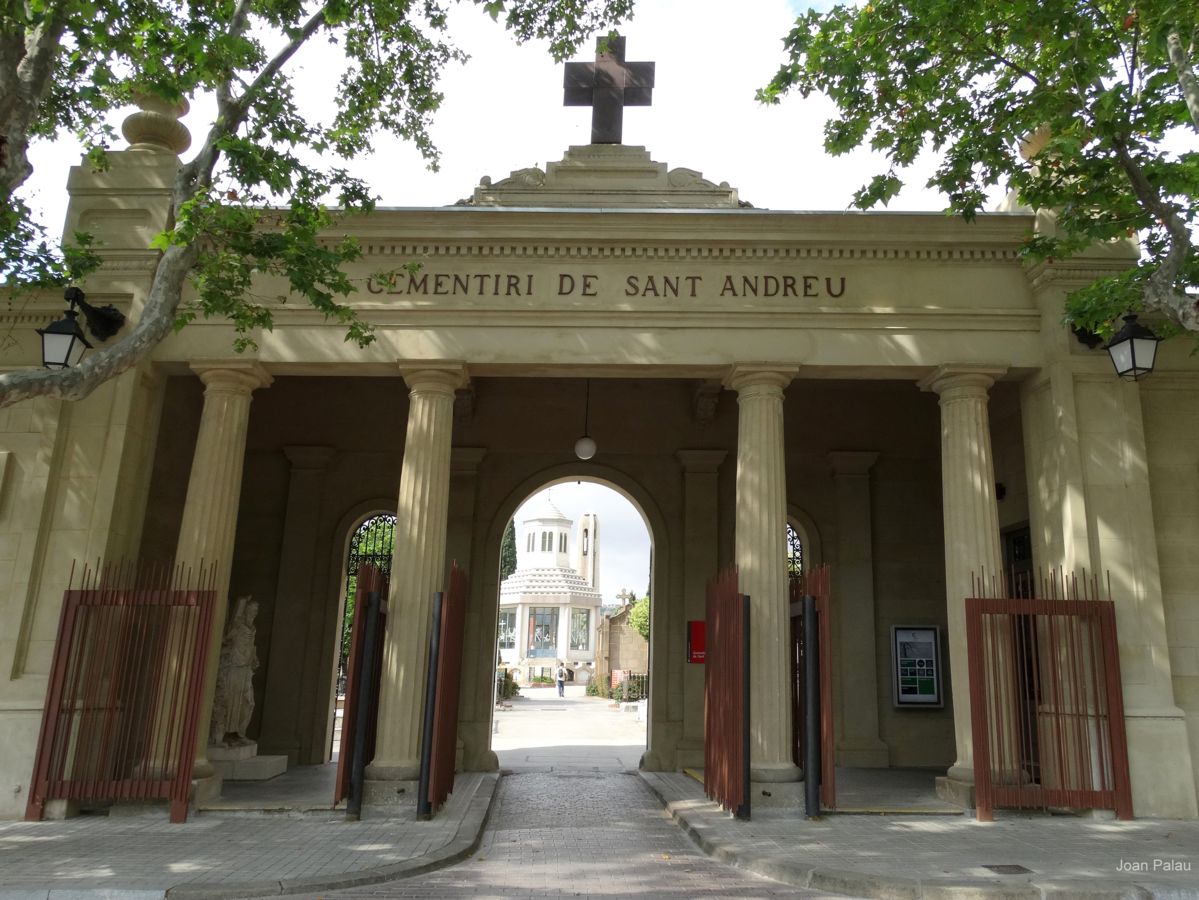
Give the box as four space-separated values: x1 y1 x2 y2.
175 361 272 778
368 364 467 780
919 364 1005 788
726 365 800 783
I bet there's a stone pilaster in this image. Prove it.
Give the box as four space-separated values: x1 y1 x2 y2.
676 449 726 769
827 451 889 768
726 365 800 783
259 446 336 764
919 364 1005 796
368 364 467 780
174 361 272 782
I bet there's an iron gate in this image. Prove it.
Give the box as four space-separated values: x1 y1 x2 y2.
966 571 1133 821
790 564 835 809
704 565 750 818
26 562 217 824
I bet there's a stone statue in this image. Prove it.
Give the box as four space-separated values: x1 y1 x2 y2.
209 595 259 746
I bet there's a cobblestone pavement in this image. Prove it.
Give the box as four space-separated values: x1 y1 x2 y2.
287 770 839 899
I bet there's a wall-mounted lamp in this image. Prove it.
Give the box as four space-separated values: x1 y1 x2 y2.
37 287 126 370
574 379 596 460
1104 314 1161 380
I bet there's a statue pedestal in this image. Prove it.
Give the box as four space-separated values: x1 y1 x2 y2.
209 742 287 781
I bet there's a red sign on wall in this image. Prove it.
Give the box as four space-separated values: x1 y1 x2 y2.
687 620 706 663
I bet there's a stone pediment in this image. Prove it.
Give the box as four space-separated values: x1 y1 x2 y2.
462 144 746 209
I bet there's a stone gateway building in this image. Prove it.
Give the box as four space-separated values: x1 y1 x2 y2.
2 44 1198 822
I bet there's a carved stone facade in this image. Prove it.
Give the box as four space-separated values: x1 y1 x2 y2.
2 106 1198 821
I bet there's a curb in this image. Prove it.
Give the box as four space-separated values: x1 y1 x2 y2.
638 772 1199 900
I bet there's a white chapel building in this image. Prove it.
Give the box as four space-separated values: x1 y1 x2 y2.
498 498 602 683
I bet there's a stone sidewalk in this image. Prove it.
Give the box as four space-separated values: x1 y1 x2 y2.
642 771 1199 899
0 773 495 900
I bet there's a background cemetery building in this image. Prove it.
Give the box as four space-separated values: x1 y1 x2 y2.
2 35 1198 824
497 499 602 683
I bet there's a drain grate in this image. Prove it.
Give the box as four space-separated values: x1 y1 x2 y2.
983 864 1033 875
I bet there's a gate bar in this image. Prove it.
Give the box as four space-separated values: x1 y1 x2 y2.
346 584 383 821
417 591 444 820
803 592 820 818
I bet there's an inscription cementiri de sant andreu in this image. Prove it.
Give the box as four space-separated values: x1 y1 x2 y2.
366 271 847 299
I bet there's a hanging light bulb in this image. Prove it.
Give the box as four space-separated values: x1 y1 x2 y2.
574 379 596 460
574 434 597 460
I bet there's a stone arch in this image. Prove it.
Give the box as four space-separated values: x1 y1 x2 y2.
787 503 824 571
317 497 396 760
473 461 670 770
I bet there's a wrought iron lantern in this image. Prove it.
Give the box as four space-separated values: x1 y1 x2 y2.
1104 314 1161 380
37 287 125 370
574 379 597 460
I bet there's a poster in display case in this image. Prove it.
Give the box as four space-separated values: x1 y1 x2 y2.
891 625 943 707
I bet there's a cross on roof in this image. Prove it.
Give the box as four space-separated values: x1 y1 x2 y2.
563 36 655 145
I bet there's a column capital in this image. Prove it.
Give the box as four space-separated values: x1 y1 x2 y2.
828 450 879 476
724 364 799 394
190 360 273 393
918 364 1007 399
283 445 336 470
398 362 469 393
676 449 727 474
451 446 487 475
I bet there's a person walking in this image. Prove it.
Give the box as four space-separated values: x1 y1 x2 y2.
555 662 567 697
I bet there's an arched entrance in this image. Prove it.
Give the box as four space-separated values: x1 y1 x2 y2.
326 512 396 760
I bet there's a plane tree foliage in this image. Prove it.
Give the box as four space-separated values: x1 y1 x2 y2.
0 0 632 406
760 0 1199 339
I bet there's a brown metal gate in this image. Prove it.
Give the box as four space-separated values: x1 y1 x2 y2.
25 563 217 824
419 561 469 817
704 566 750 818
966 571 1133 821
790 564 835 808
335 564 388 808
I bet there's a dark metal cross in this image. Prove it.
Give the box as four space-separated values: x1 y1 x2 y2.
563 36 655 144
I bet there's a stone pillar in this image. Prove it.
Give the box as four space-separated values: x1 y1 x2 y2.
258 446 335 764
827 451 889 767
174 361 272 785
726 365 800 784
676 450 726 769
919 364 1005 802
368 364 467 781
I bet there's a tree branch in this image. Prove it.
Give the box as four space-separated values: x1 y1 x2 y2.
1166 28 1199 132
0 242 201 406
1111 135 1199 330
1 3 68 193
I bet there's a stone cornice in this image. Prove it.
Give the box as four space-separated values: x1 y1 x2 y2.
358 241 1023 263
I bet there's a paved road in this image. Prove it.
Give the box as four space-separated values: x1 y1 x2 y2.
288 687 834 899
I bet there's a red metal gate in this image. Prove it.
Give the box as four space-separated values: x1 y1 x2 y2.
966 571 1133 821
25 563 217 824
704 566 750 818
790 564 835 808
335 564 388 807
419 561 469 817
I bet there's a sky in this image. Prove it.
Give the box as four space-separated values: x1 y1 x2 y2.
15 0 949 605
512 482 652 606
20 0 955 236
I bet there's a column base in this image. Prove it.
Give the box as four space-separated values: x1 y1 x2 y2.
750 761 802 783
365 760 422 781
1125 708 1198 818
192 771 223 806
674 738 704 771
935 774 976 809
362 779 419 808
751 780 806 807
